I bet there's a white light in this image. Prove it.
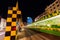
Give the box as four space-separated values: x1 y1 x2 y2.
35 19 38 21
26 15 60 27
34 23 37 25
35 19 36 21
47 24 50 26
38 15 60 23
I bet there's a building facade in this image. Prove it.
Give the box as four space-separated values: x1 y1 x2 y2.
35 12 46 21
45 0 60 14
35 0 60 21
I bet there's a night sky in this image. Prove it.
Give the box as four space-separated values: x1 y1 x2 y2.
0 0 55 22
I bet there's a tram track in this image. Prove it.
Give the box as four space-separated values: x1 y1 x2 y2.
18 28 60 40
27 29 50 40
25 28 49 40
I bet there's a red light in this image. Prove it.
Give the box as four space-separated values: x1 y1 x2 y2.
11 26 16 31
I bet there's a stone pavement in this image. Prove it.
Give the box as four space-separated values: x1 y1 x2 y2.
17 28 60 40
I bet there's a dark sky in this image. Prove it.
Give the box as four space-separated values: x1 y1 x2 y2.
0 0 55 22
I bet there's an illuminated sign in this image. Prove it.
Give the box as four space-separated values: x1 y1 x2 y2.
27 17 33 24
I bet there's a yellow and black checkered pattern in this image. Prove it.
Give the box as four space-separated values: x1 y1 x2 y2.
4 2 21 40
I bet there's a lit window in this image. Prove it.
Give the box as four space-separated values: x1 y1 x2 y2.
54 11 57 13
59 11 60 14
47 15 48 18
54 7 55 9
45 16 47 19
50 6 51 8
57 5 59 7
53 4 54 6
44 16 45 18
51 9 52 11
50 14 53 17
56 1 58 4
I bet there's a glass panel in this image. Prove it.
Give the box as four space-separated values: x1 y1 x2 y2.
54 11 57 13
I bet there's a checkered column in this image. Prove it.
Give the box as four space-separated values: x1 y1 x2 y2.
4 4 21 40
